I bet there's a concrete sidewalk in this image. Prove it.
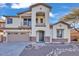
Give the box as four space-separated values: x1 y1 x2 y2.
0 42 27 56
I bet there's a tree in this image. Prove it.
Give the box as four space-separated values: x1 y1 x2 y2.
61 8 79 32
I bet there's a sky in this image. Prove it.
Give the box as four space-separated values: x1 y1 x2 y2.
0 3 79 24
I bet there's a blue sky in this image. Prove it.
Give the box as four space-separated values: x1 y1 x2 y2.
0 3 79 24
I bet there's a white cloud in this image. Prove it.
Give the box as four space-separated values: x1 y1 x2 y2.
11 3 36 9
49 12 56 18
49 12 54 17
49 12 59 18
0 16 6 20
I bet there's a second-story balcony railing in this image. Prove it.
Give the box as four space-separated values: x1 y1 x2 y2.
18 21 31 29
36 23 46 27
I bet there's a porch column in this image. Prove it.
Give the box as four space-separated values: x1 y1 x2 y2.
36 31 39 42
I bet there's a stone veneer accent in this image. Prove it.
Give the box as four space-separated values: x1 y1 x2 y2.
52 38 68 43
44 36 50 42
30 36 36 42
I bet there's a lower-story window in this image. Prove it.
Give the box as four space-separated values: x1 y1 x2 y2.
8 33 11 35
57 29 64 38
20 32 26 35
14 32 18 34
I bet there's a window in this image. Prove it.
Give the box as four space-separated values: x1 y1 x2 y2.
36 18 38 23
40 8 42 10
14 32 18 34
40 18 43 23
23 19 28 25
23 18 31 26
28 18 31 26
8 32 11 35
21 32 26 35
57 29 64 38
7 18 13 24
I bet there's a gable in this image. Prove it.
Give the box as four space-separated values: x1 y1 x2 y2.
17 10 32 16
30 3 51 9
53 21 71 28
54 23 67 28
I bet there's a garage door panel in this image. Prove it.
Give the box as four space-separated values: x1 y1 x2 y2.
7 32 29 42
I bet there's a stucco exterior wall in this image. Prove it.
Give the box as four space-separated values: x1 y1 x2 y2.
31 5 51 36
52 23 70 43
30 5 51 43
5 17 22 28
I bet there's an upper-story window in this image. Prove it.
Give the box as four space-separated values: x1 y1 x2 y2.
36 18 38 23
23 18 31 26
7 18 13 24
36 12 45 24
57 29 64 38
28 18 31 26
40 18 43 23
23 19 28 25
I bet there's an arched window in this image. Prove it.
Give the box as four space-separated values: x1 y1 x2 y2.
36 12 45 24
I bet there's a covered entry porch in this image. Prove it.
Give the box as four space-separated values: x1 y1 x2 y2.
36 30 45 42
36 30 50 43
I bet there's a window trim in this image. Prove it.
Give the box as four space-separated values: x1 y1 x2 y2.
23 18 31 26
57 29 64 38
7 18 13 24
23 19 28 25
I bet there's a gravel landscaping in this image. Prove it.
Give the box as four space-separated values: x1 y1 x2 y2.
20 43 79 56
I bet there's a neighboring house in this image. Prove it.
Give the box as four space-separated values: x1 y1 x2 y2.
70 29 79 42
3 3 71 43
0 19 5 42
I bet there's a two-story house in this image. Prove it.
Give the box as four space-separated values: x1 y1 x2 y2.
4 3 71 43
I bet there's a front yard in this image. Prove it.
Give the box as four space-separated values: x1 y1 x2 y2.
0 42 79 56
20 43 79 56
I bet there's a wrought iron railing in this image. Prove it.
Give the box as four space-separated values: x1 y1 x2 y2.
36 23 46 27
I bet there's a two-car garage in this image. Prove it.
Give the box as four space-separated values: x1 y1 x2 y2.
6 32 30 42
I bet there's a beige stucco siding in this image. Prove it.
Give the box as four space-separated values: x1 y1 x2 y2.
52 23 70 43
5 17 22 28
31 5 50 36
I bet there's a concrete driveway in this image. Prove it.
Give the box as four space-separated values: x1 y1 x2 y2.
0 42 27 56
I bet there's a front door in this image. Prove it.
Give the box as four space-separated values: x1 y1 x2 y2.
39 31 44 42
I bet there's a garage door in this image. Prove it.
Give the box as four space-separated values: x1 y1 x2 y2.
7 32 29 42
